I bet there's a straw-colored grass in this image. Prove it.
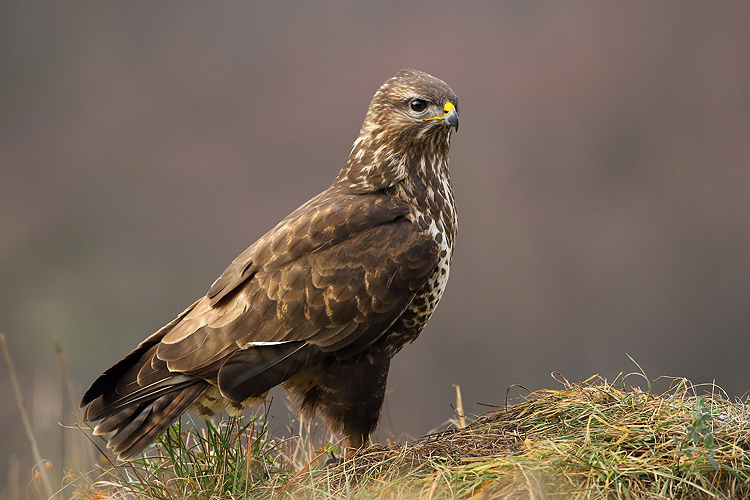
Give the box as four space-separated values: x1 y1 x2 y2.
68 373 750 500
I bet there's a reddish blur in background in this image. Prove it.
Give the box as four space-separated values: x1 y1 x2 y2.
2 1 750 495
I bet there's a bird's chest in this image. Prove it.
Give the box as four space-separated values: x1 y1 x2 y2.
408 225 453 324
388 165 457 347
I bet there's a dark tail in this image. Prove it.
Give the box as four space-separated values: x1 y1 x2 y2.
91 382 208 460
81 338 211 460
81 306 325 459
81 309 210 460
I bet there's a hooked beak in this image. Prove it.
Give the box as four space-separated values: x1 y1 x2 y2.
443 102 459 132
420 101 459 132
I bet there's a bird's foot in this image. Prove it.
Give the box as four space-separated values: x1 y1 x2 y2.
324 451 344 468
324 447 362 467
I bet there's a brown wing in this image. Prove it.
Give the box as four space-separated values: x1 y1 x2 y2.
81 189 438 456
153 191 427 370
218 218 438 402
206 190 411 304
157 210 439 403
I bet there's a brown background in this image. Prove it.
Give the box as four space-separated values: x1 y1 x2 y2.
2 1 750 494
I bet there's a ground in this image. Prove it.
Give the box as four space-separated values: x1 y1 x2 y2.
64 374 750 500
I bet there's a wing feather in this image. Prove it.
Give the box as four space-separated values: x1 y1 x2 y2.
82 190 438 459
150 192 423 371
158 218 437 370
206 192 409 304
216 342 322 402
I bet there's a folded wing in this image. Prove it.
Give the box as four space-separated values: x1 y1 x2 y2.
81 190 438 458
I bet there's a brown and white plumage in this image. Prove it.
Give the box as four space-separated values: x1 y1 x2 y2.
81 69 459 460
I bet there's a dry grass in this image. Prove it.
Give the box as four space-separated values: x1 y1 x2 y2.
284 375 750 499
65 374 750 499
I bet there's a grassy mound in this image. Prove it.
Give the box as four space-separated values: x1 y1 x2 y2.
71 375 750 499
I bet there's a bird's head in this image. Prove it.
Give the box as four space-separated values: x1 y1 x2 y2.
367 69 459 139
338 69 459 193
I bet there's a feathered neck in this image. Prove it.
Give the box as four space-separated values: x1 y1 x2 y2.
334 118 452 194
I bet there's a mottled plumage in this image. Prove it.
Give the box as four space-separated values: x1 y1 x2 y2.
81 69 459 460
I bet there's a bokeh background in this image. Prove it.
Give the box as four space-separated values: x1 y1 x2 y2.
2 1 750 495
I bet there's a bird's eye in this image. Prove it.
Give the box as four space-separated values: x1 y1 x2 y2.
410 99 427 112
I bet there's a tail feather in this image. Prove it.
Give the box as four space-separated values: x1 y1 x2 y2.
80 311 212 459
93 406 138 435
81 304 325 459
105 383 209 460
85 375 196 421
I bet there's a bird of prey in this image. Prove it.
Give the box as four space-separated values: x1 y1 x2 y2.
81 69 459 460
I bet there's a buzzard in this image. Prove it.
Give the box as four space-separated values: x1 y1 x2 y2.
81 69 459 460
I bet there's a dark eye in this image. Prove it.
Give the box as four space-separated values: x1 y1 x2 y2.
410 99 427 112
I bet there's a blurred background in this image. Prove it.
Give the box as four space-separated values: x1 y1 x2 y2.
2 1 750 496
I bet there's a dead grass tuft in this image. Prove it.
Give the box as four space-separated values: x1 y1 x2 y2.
66 374 750 499
286 375 750 499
